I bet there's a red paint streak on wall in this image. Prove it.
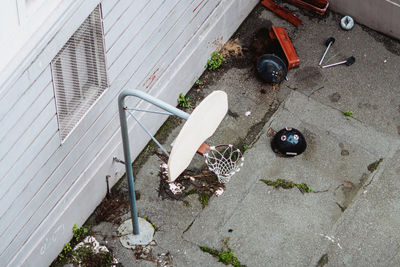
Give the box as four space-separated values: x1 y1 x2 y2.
143 68 160 89
193 0 206 13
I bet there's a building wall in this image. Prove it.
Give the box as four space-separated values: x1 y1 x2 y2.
329 0 400 40
0 0 258 265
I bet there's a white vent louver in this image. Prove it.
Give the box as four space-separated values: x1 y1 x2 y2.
51 5 107 141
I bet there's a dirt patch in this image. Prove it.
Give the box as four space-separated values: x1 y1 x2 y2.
362 25 400 56
329 92 341 103
220 38 244 59
157 152 226 208
95 190 131 224
294 66 324 88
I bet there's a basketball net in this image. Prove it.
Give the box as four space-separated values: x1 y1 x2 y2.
203 144 244 183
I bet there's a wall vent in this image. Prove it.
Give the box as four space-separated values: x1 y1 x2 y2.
51 5 107 141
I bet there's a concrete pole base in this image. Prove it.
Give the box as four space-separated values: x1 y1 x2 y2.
117 218 155 248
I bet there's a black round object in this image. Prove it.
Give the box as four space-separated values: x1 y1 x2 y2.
256 54 287 83
271 127 307 157
345 56 356 66
325 37 335 46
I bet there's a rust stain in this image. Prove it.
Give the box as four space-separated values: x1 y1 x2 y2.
193 0 206 13
143 68 160 89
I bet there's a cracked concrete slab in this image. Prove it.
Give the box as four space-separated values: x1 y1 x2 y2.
183 91 398 266
310 150 400 266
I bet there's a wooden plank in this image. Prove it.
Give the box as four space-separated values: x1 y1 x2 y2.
0 104 57 217
106 0 174 72
0 109 121 261
108 0 196 84
104 0 148 52
0 101 57 181
137 0 222 91
101 0 120 19
108 0 208 83
261 0 302 26
102 0 132 35
0 116 59 216
0 82 53 160
0 131 60 240
0 67 51 125
0 70 30 103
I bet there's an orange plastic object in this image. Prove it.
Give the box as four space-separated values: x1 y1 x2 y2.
269 26 299 69
261 0 302 27
284 0 329 16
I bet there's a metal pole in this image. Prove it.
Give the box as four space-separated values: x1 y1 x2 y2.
118 89 190 235
118 93 140 234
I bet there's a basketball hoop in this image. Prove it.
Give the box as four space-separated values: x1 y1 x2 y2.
203 144 244 183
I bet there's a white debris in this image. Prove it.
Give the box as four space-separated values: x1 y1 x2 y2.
215 187 224 197
190 177 195 181
74 236 118 264
75 236 108 253
384 59 387 63
245 111 251 117
160 163 168 176
168 182 185 194
319 234 342 249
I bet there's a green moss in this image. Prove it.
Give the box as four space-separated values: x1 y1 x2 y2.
317 253 329 266
72 246 114 267
367 158 383 173
200 243 246 267
260 178 312 193
206 51 225 71
342 110 354 120
199 193 210 208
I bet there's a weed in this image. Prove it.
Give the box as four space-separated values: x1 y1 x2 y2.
52 224 95 267
317 253 329 266
342 110 354 120
243 145 249 151
206 51 225 71
199 193 210 208
73 224 89 242
200 238 246 267
260 178 313 193
177 93 192 109
367 158 383 172
57 242 72 262
73 245 114 267
195 79 203 88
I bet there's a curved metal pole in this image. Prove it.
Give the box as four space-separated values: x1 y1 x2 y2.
118 89 190 235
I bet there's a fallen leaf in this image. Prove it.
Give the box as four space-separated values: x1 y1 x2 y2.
397 125 400 135
267 128 277 137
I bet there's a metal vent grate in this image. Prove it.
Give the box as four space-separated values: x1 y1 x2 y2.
51 5 107 141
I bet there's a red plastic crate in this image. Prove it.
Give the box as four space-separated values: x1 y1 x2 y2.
269 26 299 69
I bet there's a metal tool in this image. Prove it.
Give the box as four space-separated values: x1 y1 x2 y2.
319 37 335 65
322 56 355 68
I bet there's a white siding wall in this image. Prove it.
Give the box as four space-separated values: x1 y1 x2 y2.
0 0 258 266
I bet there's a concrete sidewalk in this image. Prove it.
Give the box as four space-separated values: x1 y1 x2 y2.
89 4 400 267
184 91 400 266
